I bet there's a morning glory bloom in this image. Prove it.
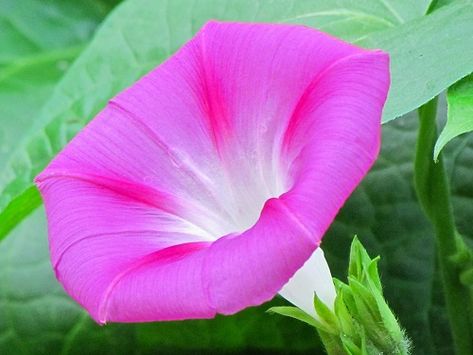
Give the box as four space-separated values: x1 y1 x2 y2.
35 21 389 324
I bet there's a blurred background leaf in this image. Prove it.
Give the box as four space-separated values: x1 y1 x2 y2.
0 0 120 237
0 0 113 67
361 2 473 123
0 0 120 144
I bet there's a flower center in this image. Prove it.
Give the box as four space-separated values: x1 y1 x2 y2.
182 149 288 241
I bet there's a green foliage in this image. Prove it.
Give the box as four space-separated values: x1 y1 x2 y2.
428 0 471 12
0 0 113 67
435 74 473 159
415 98 473 353
0 0 116 238
450 234 473 302
361 2 473 123
272 237 411 355
267 307 319 328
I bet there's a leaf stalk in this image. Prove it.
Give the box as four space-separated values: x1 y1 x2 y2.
414 97 473 354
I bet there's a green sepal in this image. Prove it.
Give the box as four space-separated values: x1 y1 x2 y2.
270 237 411 355
267 306 319 328
314 292 339 333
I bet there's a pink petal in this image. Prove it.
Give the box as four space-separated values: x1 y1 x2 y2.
281 51 389 237
35 21 389 323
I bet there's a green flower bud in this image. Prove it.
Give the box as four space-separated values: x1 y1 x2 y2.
269 236 411 355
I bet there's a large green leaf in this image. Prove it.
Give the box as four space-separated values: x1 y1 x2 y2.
0 0 118 237
362 2 473 122
0 0 440 241
434 74 473 159
276 0 431 43
429 0 466 11
2 104 471 354
0 0 112 67
0 46 82 163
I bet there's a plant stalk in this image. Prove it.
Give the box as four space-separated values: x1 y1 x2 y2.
414 97 473 354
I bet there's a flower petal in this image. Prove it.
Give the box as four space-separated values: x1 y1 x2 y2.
282 51 390 236
105 197 317 322
37 176 215 322
203 197 317 314
36 21 389 323
187 22 363 216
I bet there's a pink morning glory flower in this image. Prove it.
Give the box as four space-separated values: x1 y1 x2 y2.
35 21 389 324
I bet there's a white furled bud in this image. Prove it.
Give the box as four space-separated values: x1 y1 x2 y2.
279 247 336 317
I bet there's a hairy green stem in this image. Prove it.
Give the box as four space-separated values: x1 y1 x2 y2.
414 97 473 354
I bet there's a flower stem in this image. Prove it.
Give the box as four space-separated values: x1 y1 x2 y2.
414 97 473 354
